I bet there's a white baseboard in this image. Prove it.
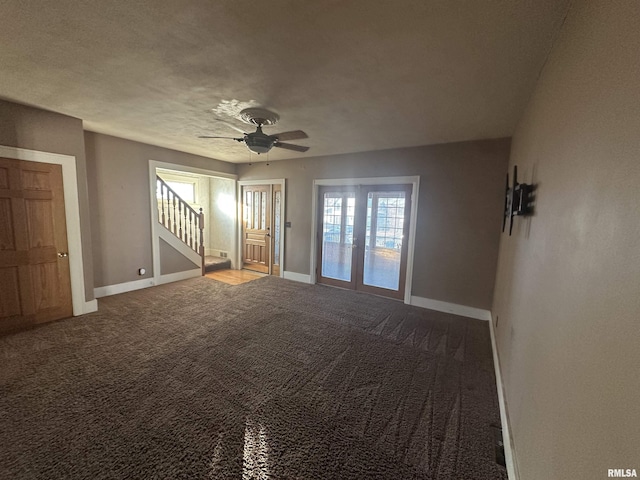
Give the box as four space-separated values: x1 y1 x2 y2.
283 271 312 284
158 269 201 285
489 315 518 480
82 299 98 314
94 278 155 298
94 269 201 299
410 296 491 321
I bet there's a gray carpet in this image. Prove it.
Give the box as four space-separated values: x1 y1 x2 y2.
0 276 506 479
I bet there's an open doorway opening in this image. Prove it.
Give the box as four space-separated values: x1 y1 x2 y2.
149 161 237 285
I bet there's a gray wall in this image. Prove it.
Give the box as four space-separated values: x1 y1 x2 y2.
0 100 95 301
159 238 198 275
492 1 640 479
209 176 236 260
239 138 509 309
85 132 236 287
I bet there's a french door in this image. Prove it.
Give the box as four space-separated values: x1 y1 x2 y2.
241 184 282 275
317 184 412 300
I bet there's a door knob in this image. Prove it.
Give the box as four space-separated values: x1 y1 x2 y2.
58 252 68 258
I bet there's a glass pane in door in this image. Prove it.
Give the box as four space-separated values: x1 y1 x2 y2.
245 191 252 228
321 193 355 281
274 190 281 265
363 191 406 290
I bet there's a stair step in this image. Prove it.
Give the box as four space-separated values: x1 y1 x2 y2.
204 255 231 272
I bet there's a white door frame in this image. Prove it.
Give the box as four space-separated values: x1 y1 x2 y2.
149 160 238 284
311 176 420 304
237 179 286 277
0 145 97 315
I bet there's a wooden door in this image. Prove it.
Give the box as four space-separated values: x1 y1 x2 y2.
317 184 412 300
0 158 72 333
242 185 271 273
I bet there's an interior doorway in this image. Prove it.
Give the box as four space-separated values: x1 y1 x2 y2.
315 183 414 300
149 161 238 287
240 181 284 276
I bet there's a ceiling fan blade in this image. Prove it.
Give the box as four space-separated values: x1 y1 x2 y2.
272 130 308 141
274 142 309 152
198 135 243 140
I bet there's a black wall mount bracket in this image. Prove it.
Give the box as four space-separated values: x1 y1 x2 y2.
502 165 534 235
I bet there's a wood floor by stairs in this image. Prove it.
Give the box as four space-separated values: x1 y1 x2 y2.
205 269 264 285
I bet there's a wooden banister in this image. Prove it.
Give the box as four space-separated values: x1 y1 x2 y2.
156 176 206 275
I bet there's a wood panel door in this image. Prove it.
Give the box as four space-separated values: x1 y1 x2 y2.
242 185 271 273
0 158 72 333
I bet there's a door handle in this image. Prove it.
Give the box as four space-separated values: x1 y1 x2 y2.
58 252 69 258
265 233 271 237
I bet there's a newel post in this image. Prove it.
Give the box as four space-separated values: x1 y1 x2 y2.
199 208 205 276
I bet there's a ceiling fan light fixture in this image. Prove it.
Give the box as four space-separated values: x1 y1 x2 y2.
199 108 308 154
245 130 275 154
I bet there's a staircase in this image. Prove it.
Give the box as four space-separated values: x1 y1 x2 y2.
204 255 231 273
156 176 205 274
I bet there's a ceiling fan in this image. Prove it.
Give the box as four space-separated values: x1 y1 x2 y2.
199 107 309 155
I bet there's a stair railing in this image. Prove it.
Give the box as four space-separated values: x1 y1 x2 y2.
156 176 205 275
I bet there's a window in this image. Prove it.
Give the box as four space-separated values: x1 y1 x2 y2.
157 179 196 204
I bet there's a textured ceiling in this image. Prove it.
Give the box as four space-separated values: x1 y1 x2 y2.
0 0 569 163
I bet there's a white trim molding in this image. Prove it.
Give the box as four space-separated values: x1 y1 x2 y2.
283 271 312 284
0 145 93 316
94 278 155 299
490 315 518 480
158 269 201 285
158 227 202 266
94 268 200 299
152 161 237 180
311 176 420 305
84 299 98 314
410 296 491 321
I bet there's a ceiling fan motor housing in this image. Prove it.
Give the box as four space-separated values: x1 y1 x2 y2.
245 127 275 154
201 107 307 154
